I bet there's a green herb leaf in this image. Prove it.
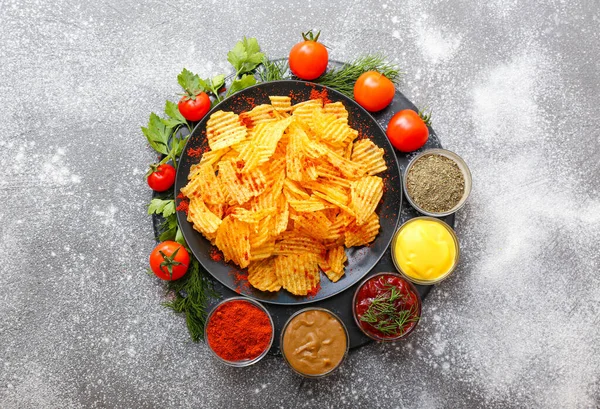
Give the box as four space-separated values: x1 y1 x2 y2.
175 227 185 245
227 37 265 74
148 198 176 218
210 74 225 91
162 258 217 342
170 135 188 160
227 74 257 96
159 215 178 241
177 68 208 96
161 100 188 128
178 68 198 93
141 113 171 155
258 57 289 82
359 284 420 337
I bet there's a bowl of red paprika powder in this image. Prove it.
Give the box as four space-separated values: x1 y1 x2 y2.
204 297 274 367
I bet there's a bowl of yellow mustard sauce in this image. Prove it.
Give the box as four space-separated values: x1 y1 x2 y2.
391 217 460 285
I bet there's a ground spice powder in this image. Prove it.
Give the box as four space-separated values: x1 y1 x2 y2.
175 192 189 214
309 88 331 104
406 154 465 213
206 300 272 361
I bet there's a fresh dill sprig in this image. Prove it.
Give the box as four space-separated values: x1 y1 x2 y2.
360 284 419 336
162 258 217 342
258 57 290 82
315 55 402 98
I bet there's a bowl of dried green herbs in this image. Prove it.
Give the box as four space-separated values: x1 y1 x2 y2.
403 148 472 217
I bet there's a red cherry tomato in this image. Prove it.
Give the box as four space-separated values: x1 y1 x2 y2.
146 163 175 192
386 110 429 152
149 241 190 281
289 30 328 80
178 92 211 122
353 71 395 112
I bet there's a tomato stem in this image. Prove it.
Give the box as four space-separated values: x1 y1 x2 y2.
145 163 159 179
302 30 321 42
159 247 185 279
418 109 432 127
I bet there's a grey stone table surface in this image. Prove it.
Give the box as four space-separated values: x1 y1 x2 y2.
1 0 599 408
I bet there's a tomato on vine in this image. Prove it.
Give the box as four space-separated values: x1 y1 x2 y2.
354 71 395 112
386 109 431 152
289 30 328 80
146 163 175 192
149 241 190 281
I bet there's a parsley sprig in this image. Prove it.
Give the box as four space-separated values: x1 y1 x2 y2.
226 37 265 97
177 68 226 105
141 103 189 169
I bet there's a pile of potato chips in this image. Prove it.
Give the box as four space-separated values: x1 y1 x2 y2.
181 96 386 296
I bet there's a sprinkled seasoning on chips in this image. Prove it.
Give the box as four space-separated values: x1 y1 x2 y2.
181 96 387 296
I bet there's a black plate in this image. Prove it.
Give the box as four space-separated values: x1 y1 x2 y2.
155 61 455 350
174 80 402 305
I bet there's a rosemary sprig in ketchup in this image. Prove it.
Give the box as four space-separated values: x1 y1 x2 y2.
353 273 421 340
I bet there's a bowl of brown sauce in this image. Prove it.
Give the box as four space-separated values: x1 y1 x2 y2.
280 308 349 378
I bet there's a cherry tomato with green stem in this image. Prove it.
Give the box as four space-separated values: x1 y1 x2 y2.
146 163 176 192
149 241 190 281
289 30 329 80
386 109 431 152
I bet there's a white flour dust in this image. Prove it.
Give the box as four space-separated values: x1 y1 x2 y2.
415 23 462 65
39 148 82 185
439 46 600 406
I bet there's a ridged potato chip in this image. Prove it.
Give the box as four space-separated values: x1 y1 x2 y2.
271 194 289 235
250 216 276 261
199 147 230 168
215 215 251 268
239 104 276 129
351 139 387 175
206 111 247 150
285 122 310 181
248 215 273 246
318 115 354 146
269 96 292 111
250 238 275 261
274 232 326 255
318 246 347 282
324 148 366 180
344 212 380 247
350 176 383 226
239 117 293 172
288 196 335 212
187 196 222 241
248 258 281 292
180 162 225 204
282 179 311 201
217 159 267 205
291 99 322 129
231 207 274 226
274 253 320 296
323 101 348 120
205 202 226 219
291 211 333 241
